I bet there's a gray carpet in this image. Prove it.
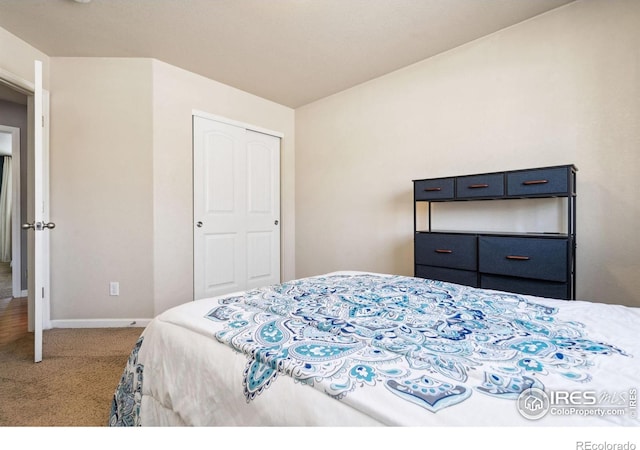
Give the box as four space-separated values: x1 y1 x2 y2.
0 327 143 426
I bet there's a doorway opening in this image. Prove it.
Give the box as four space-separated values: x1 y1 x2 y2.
0 75 32 349
0 123 25 300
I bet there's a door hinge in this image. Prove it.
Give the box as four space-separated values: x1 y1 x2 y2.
42 287 44 298
42 115 45 127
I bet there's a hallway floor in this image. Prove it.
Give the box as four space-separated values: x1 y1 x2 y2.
0 261 12 299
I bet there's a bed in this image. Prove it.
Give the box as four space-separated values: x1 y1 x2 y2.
108 271 640 426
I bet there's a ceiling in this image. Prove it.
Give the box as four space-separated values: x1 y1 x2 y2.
0 0 574 108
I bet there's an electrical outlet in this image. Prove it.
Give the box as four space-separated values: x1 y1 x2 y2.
109 281 119 296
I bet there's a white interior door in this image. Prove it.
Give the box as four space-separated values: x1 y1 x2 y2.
0 62 50 362
245 129 280 290
29 60 51 363
193 115 280 300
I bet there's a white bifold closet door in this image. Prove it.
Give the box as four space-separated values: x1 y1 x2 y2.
193 115 280 300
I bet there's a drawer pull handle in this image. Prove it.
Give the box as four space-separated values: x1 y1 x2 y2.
424 187 442 192
522 179 549 186
506 255 530 261
468 184 489 189
435 249 453 254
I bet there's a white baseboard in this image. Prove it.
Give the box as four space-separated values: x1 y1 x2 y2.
49 319 151 329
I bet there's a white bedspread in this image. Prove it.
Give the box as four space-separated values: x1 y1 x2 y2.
110 271 640 426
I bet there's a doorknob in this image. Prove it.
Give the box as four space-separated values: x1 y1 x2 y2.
21 221 56 230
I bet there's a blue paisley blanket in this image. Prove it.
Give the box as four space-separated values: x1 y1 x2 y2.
109 272 640 426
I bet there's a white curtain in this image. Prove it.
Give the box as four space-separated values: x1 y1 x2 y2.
0 156 12 262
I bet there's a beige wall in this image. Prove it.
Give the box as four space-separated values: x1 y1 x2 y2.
151 60 295 315
50 58 155 320
2 0 638 323
48 57 296 321
295 0 640 306
0 26 295 323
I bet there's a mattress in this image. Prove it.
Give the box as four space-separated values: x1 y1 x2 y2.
109 271 640 426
